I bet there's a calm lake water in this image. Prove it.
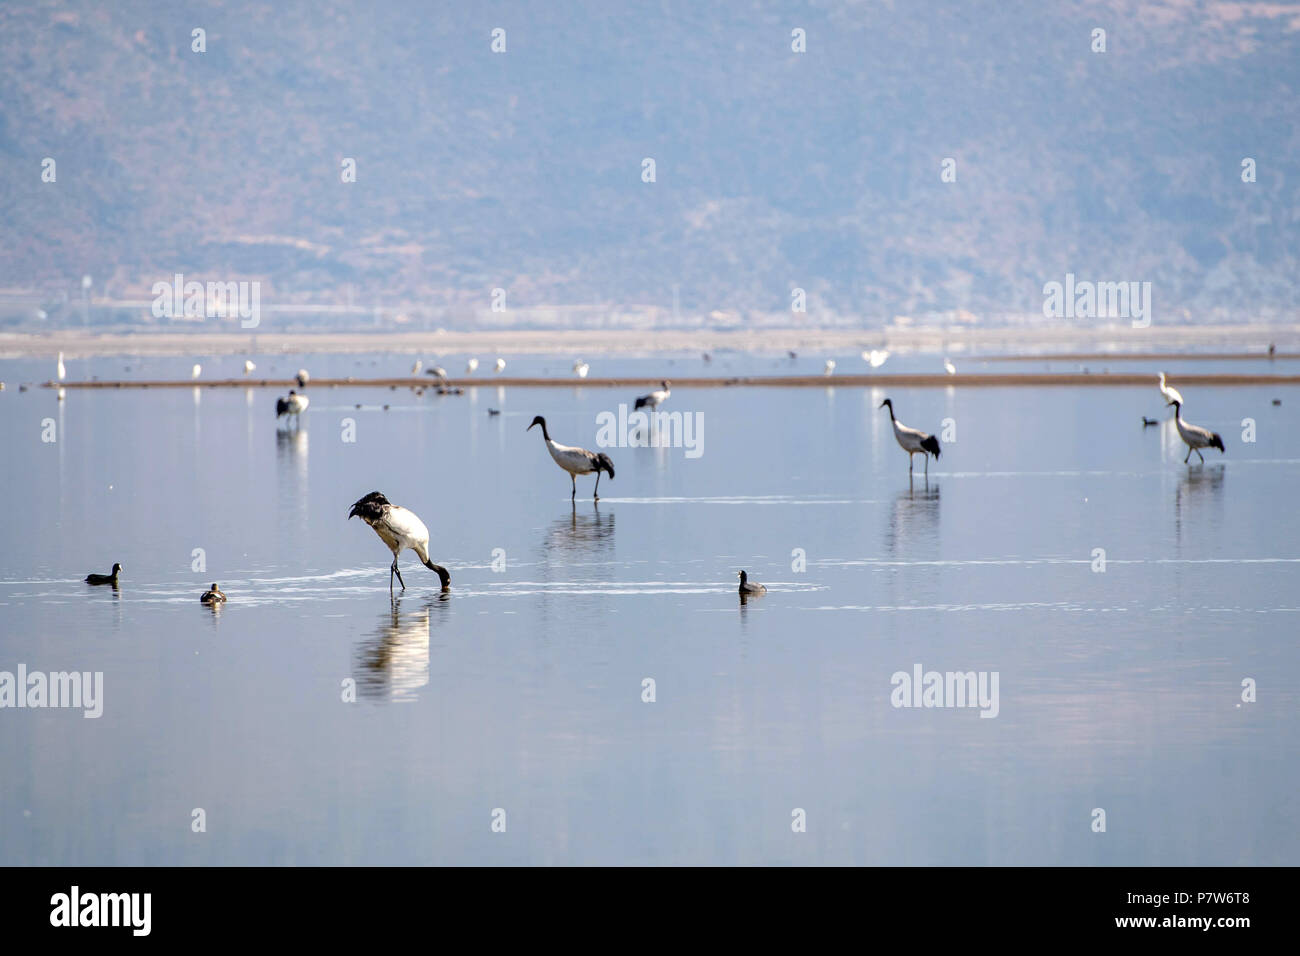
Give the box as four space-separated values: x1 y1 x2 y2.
1 350 1297 865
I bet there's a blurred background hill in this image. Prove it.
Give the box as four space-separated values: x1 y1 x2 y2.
1 0 1297 331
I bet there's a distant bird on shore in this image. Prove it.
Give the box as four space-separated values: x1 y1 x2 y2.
296 369 310 387
702 352 712 363
573 359 589 378
56 352 66 381
494 358 506 373
411 359 423 375
426 366 448 381
200 583 227 605
191 364 202 380
1142 416 1159 427
864 350 889 368
737 570 766 595
634 381 671 410
823 360 836 376
276 389 309 425
488 408 501 416
85 563 122 586
1170 400 1224 464
1158 372 1183 407
528 415 615 500
943 358 957 375
1269 343 1276 358
349 491 451 594
465 358 479 374
787 350 797 360
243 360 256 375
880 398 942 476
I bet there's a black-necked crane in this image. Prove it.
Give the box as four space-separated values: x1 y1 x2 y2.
276 389 309 425
737 570 766 595
85 563 122 586
1170 400 1224 464
349 491 451 594
527 415 615 500
1158 372 1183 407
427 365 448 382
634 381 670 410
494 358 506 373
879 398 942 476
296 369 310 387
201 583 227 604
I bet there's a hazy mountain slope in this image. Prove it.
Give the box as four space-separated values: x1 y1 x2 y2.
1 0 1297 325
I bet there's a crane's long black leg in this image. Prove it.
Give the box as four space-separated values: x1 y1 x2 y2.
593 470 601 500
924 454 929 477
392 557 406 591
909 453 914 475
571 475 577 500
389 563 394 596
1184 447 1192 463
1196 448 1204 464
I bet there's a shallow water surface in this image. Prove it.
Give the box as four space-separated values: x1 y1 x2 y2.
0 358 1296 864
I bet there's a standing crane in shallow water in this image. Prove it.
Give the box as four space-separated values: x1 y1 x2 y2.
879 398 942 477
349 492 451 594
527 416 615 500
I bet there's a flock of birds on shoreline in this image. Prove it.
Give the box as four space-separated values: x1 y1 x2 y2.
72 352 1232 603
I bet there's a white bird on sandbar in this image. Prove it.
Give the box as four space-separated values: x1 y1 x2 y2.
349 491 451 594
823 360 836 376
863 350 890 368
1169 400 1224 464
573 359 590 378
296 369 310 387
879 397 942 476
191 363 202 380
527 415 615 500
494 358 506 373
943 357 957 375
243 360 256 375
465 358 479 374
56 352 66 381
411 359 423 375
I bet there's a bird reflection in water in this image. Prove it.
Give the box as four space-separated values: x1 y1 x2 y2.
543 502 616 557
353 593 448 702
1175 464 1225 544
886 481 940 558
275 428 309 518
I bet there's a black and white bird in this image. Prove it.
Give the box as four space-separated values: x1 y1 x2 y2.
200 583 227 604
634 380 670 411
243 360 256 375
1158 372 1183 407
494 358 506 373
85 563 122 586
737 570 766 595
1170 400 1224 464
879 398 942 476
349 492 451 594
573 359 589 378
296 369 310 387
276 389 309 424
527 415 615 500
